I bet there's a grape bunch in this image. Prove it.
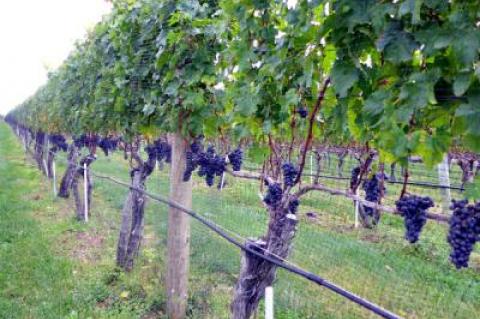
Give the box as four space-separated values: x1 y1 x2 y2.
49 134 68 152
288 198 300 214
197 146 226 187
182 142 242 187
263 183 283 209
190 140 203 154
183 150 199 182
395 195 434 243
362 174 385 218
154 139 172 163
73 134 99 149
98 137 118 156
350 166 361 190
73 135 86 148
447 200 480 269
282 162 299 187
144 144 158 161
298 106 308 118
228 148 243 171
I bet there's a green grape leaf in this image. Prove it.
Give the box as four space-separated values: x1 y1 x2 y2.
330 62 358 98
453 72 472 97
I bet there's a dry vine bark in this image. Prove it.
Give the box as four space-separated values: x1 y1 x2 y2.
116 150 156 271
58 144 79 198
71 154 96 221
231 200 298 319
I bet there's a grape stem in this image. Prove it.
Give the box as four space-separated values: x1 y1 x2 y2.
400 167 409 199
295 77 331 184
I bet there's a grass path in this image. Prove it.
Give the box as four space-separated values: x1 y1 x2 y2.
0 123 75 318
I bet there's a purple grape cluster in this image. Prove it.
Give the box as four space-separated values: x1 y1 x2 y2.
152 139 171 163
282 162 299 187
263 183 283 209
49 134 68 152
73 134 99 149
228 148 243 171
447 200 480 269
350 166 361 190
298 106 308 118
197 146 227 187
183 142 243 187
288 198 300 214
395 195 434 243
362 174 384 218
98 137 118 156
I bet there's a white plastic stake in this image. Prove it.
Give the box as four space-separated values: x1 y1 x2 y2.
84 163 89 222
437 154 451 214
310 154 313 183
219 172 225 190
354 188 359 228
53 159 57 197
43 158 49 178
265 286 274 319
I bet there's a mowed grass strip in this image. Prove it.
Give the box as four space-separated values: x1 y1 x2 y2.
0 123 74 319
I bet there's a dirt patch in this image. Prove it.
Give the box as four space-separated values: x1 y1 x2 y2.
68 231 105 263
360 232 387 243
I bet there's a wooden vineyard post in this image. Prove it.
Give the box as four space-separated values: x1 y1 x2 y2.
437 154 451 214
83 162 89 222
166 132 192 319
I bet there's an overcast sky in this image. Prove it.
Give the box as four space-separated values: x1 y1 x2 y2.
0 1 112 115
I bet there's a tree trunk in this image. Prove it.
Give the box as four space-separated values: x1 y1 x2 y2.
166 132 192 319
58 144 79 198
231 205 298 319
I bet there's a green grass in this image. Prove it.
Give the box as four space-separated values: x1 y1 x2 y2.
1 121 480 318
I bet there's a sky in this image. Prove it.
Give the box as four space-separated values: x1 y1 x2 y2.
0 0 112 116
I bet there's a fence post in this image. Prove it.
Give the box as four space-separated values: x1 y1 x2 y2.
166 132 192 319
265 286 274 319
53 159 57 197
84 162 89 222
437 154 451 214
